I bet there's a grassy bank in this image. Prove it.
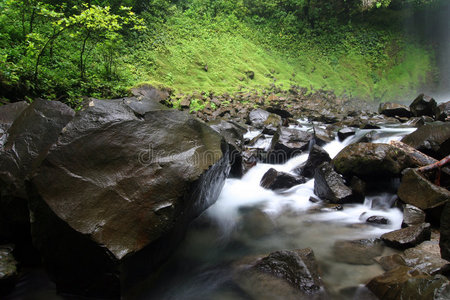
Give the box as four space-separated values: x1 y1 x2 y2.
123 9 435 103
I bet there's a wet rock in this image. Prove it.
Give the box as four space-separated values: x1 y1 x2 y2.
409 94 437 118
0 244 18 295
0 99 74 262
239 208 275 238
234 248 327 300
242 149 259 174
293 145 331 178
404 117 425 127
333 239 383 265
248 109 281 130
261 113 282 135
401 122 450 159
397 168 450 210
337 127 356 141
375 254 407 271
367 266 449 300
314 126 335 145
0 101 29 148
402 204 426 227
210 120 246 178
378 102 412 118
29 98 230 298
266 106 292 119
403 240 450 275
333 143 416 179
435 101 450 121
440 201 450 260
267 128 313 164
260 168 305 191
354 130 380 143
366 216 390 225
381 223 431 249
314 162 353 204
349 176 366 202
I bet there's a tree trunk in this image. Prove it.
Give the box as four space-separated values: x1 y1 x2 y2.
80 31 91 80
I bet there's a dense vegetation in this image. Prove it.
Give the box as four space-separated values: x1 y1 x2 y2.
0 0 446 108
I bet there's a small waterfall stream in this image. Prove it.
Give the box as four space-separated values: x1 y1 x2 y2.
135 124 417 300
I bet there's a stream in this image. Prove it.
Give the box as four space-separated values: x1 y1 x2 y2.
5 123 417 300
132 123 417 300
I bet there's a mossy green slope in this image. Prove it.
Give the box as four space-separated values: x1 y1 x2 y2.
125 11 434 102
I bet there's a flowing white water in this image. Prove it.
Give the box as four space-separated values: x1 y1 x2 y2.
209 125 416 238
130 124 417 299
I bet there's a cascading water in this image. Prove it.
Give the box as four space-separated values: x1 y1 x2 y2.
131 124 417 300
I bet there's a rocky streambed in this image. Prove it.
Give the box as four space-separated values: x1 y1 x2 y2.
1 86 450 299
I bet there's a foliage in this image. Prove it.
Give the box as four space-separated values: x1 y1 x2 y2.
0 0 445 105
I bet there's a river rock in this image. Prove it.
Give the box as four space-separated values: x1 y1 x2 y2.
401 122 450 159
337 127 356 141
0 99 74 262
409 94 437 118
210 120 246 178
0 244 18 295
260 168 305 190
375 254 407 271
435 101 450 121
440 202 450 260
397 168 450 210
233 248 327 299
333 239 383 265
333 143 416 179
0 101 29 148
314 162 353 204
402 204 426 227
403 240 450 275
314 126 335 145
366 216 390 225
266 106 292 119
248 108 281 130
267 127 313 164
29 98 230 298
378 102 412 118
381 223 431 249
238 207 275 238
367 266 449 300
294 145 331 178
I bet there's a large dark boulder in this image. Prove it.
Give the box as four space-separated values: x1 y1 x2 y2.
267 127 313 164
260 168 305 191
314 162 353 204
210 120 247 178
440 202 450 261
233 248 327 299
379 102 412 118
367 266 449 300
381 223 431 250
409 94 437 118
0 99 74 261
294 145 331 178
0 101 29 148
398 168 450 210
29 98 230 298
333 143 417 179
401 122 450 159
435 101 450 121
